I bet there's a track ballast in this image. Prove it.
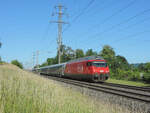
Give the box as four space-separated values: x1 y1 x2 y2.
41 74 150 103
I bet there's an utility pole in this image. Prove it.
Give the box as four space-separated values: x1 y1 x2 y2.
32 52 35 69
51 4 68 64
36 50 39 68
0 37 2 48
0 42 2 48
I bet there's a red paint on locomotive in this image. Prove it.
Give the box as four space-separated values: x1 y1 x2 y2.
64 59 109 82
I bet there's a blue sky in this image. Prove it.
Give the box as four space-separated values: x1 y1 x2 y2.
0 0 150 68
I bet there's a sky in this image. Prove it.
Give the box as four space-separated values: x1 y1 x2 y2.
0 0 150 69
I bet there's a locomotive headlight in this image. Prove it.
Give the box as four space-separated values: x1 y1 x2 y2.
100 70 104 73
106 70 109 73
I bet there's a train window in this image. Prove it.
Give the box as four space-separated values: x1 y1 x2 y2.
92 62 107 67
87 62 92 66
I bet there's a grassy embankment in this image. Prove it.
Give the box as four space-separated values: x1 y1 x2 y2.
0 64 139 113
106 78 150 87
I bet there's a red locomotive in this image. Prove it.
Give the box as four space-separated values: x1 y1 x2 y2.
37 56 110 82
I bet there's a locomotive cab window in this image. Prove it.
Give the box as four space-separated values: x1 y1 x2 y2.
92 62 107 67
87 62 92 66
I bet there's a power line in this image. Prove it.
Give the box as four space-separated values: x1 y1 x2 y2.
40 1 58 43
112 29 150 43
85 0 137 34
96 18 150 50
40 23 52 42
98 16 150 43
85 0 112 17
72 0 136 41
88 8 150 40
74 8 150 49
62 0 96 33
118 16 150 31
91 29 150 51
72 0 96 22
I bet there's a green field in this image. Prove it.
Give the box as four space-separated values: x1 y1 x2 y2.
0 64 142 113
106 78 150 87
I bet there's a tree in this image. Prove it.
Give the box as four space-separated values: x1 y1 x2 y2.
100 45 115 60
47 58 56 65
85 49 97 56
145 62 150 73
75 49 84 58
137 63 146 72
115 55 129 70
40 62 48 67
0 57 2 64
60 45 75 62
11 60 23 69
100 45 116 69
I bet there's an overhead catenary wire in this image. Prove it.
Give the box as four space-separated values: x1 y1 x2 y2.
106 16 150 43
118 16 150 31
40 0 58 42
82 0 137 35
39 0 61 56
40 22 52 42
74 8 150 49
85 0 114 18
112 29 150 43
62 0 96 33
92 28 150 50
87 8 150 40
97 16 150 44
71 0 96 22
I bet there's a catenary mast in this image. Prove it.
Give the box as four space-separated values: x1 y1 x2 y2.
51 4 68 64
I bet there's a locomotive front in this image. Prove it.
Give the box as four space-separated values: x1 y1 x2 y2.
87 60 110 82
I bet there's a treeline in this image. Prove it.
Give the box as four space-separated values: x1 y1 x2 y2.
11 60 23 69
39 45 150 83
0 57 23 69
0 57 4 64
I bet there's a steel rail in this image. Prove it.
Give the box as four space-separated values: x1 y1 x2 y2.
102 82 150 92
42 75 150 103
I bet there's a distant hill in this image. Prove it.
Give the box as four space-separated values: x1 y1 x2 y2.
131 63 146 68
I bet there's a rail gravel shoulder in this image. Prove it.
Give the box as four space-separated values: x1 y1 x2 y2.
42 75 150 103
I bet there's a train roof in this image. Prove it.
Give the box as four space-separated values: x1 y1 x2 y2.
68 56 104 63
39 63 66 69
35 56 104 70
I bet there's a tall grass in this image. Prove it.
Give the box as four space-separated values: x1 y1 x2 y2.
0 64 133 113
107 78 150 87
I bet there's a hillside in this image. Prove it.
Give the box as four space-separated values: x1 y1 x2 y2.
0 64 133 113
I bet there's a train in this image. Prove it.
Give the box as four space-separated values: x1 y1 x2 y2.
34 56 110 82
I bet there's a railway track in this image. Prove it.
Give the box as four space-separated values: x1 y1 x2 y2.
103 82 150 93
41 74 150 103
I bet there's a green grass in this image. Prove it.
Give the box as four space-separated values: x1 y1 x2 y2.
0 64 139 113
106 78 150 87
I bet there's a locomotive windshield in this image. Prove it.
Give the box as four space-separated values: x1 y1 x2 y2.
92 62 107 67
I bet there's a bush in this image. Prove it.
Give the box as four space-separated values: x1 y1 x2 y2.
11 60 23 69
0 57 5 64
143 73 150 83
110 68 141 81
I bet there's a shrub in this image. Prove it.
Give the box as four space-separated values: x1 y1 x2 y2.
143 73 150 83
110 68 141 81
11 60 23 69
